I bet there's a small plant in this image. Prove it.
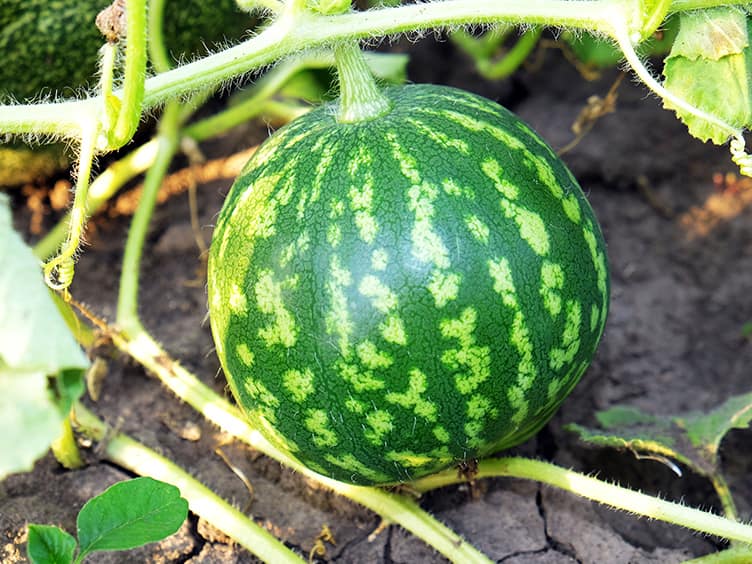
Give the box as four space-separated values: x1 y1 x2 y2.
26 477 188 564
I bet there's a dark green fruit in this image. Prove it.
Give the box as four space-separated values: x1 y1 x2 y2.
208 84 610 485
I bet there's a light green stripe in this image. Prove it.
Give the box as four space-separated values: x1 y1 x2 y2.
255 269 299 348
405 117 470 154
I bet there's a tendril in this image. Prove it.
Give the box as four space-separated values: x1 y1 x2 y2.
43 122 99 292
730 135 752 178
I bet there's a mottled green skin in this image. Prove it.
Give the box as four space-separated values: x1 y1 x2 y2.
0 0 254 101
208 85 610 485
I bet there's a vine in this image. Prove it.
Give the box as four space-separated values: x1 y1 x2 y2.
2 0 751 561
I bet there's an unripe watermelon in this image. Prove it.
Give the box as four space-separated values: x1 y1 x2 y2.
208 84 609 485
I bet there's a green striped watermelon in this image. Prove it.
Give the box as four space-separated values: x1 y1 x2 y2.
208 84 609 485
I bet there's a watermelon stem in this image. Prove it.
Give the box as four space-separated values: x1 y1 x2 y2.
334 42 391 123
410 457 752 544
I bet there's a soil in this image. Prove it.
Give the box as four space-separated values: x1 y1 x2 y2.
2 34 752 564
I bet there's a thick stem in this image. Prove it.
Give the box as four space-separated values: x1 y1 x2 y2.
410 458 752 545
72 403 305 564
50 416 84 470
0 0 745 141
710 473 739 522
140 0 619 109
148 0 172 73
683 546 752 564
111 0 148 148
334 42 391 122
116 102 181 332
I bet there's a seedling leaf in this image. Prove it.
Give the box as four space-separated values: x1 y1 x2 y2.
663 8 752 144
27 524 77 564
76 477 188 560
0 195 88 478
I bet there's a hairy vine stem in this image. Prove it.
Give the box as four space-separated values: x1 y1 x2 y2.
0 0 740 143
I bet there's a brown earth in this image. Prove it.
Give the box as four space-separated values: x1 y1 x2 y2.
2 36 751 563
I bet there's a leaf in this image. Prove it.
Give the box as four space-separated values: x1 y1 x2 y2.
76 477 189 560
682 391 752 465
0 370 72 478
668 9 747 61
0 196 88 373
663 9 752 144
27 524 77 564
0 194 88 478
567 390 752 479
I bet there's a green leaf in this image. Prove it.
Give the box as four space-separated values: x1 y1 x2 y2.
663 9 752 144
27 524 77 564
682 391 752 466
0 194 88 478
76 477 189 560
567 390 752 479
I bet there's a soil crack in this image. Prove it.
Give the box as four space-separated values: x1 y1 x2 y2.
536 486 582 564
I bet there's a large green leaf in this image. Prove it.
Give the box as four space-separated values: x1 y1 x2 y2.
0 194 88 478
663 8 752 144
76 477 188 560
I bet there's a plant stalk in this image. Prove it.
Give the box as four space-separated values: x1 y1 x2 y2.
334 42 391 122
50 416 84 470
110 0 148 148
410 458 752 545
116 102 181 332
0 0 745 141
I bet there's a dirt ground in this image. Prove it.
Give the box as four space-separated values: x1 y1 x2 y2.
2 36 752 563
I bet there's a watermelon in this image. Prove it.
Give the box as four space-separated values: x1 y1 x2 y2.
208 84 609 485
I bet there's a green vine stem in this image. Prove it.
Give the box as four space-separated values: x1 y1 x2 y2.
684 546 752 563
639 0 673 39
71 402 305 564
148 0 172 73
110 0 148 148
116 101 182 333
99 42 119 136
607 14 752 176
711 472 739 523
0 0 746 144
50 416 84 470
409 458 752 544
34 138 159 261
476 28 542 80
108 321 493 564
334 42 391 122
